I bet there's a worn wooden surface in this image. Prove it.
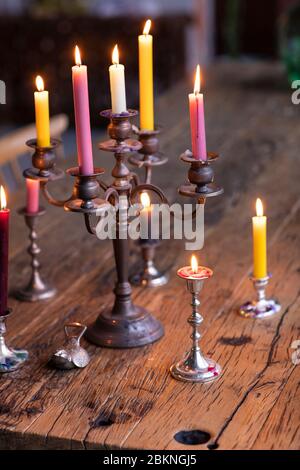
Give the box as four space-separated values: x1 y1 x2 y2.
0 61 299 450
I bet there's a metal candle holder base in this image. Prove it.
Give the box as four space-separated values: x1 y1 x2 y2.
0 310 28 373
130 240 169 288
170 268 222 383
239 274 281 319
15 207 56 302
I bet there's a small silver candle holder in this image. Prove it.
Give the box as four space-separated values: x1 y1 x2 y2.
15 206 56 302
130 240 169 288
239 274 281 319
0 310 28 373
170 266 222 383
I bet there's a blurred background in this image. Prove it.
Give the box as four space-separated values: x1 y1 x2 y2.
0 0 299 126
0 0 299 193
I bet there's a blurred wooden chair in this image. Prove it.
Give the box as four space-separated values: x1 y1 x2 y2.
0 114 69 192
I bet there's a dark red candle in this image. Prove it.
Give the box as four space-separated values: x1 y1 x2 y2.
0 186 9 316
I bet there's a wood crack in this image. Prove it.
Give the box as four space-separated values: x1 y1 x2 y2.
210 293 299 449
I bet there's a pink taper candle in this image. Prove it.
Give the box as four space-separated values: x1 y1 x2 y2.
26 178 40 213
72 46 94 175
189 65 207 161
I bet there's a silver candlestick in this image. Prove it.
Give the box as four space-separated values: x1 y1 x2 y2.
170 265 222 383
0 310 28 373
239 274 281 319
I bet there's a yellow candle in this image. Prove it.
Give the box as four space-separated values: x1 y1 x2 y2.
138 19 154 131
109 45 127 114
253 198 267 279
34 75 50 147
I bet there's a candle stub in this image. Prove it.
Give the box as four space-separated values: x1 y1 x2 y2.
177 266 213 281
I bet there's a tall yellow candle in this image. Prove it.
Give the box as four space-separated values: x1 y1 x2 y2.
34 75 50 147
253 198 267 279
138 19 154 130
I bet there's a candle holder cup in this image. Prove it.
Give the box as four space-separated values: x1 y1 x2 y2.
15 205 56 302
170 267 222 383
239 274 281 319
0 309 28 373
179 150 223 200
129 125 169 288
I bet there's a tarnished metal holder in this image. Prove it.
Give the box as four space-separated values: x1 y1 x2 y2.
170 267 222 383
81 109 165 348
239 274 281 319
179 150 223 201
15 206 56 302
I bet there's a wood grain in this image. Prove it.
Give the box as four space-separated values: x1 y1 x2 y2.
0 61 299 450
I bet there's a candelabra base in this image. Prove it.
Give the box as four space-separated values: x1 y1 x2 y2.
86 305 164 348
170 352 221 383
239 275 281 319
0 311 28 373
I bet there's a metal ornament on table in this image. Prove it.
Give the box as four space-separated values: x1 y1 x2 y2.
0 310 28 373
129 126 169 288
50 322 90 370
239 274 281 319
15 203 56 302
170 264 222 383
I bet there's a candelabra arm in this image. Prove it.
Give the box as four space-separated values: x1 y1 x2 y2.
41 181 72 208
84 213 97 236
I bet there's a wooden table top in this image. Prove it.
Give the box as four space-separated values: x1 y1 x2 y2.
0 61 299 450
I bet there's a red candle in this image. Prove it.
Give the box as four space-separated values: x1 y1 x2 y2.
177 255 213 280
26 178 40 213
0 186 9 316
189 65 207 161
72 45 94 176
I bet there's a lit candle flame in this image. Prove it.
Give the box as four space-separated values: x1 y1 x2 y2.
194 64 201 95
256 198 264 217
36 75 44 92
75 45 82 66
141 192 151 209
0 186 7 210
191 255 198 274
143 19 151 35
112 44 119 65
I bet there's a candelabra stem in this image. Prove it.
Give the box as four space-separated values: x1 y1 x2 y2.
15 208 56 302
0 311 28 373
86 193 164 348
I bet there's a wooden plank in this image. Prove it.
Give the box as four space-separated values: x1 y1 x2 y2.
0 62 299 450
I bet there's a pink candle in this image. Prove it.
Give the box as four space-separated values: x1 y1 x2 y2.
26 178 40 213
189 65 207 161
72 46 94 176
